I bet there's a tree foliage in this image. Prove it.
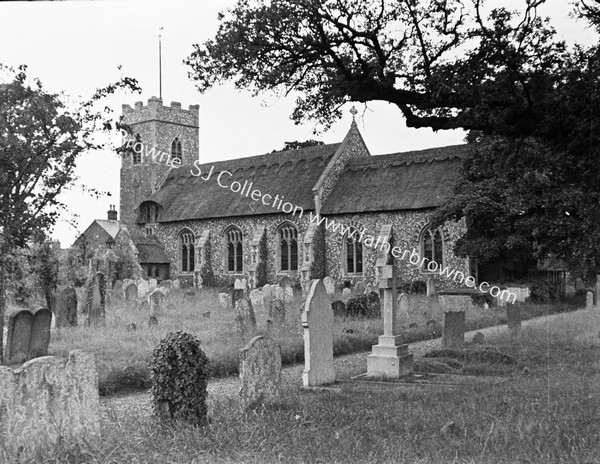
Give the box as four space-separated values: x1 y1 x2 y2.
0 64 140 362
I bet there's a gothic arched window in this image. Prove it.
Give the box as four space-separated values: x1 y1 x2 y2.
132 134 142 164
278 222 298 271
180 229 195 273
420 226 444 270
171 138 183 162
225 226 243 272
344 228 363 275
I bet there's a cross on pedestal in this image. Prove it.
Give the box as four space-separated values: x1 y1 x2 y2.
366 264 413 378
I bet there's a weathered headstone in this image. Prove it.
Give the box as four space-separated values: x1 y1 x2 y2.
159 279 173 290
236 298 257 334
341 287 352 302
218 292 231 309
507 305 521 334
5 311 34 365
262 284 274 315
331 300 346 317
442 311 465 348
586 291 594 308
56 286 78 328
575 277 585 291
354 281 366 295
148 278 157 292
274 285 285 302
234 278 244 290
125 282 138 302
367 266 414 379
239 335 282 409
149 289 165 315
0 351 101 461
323 276 335 297
173 279 181 290
137 279 149 298
284 286 294 304
249 288 264 310
112 280 123 301
271 299 286 325
302 280 335 387
29 308 52 359
87 272 106 327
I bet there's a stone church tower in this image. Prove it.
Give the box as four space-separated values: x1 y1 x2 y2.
119 97 199 229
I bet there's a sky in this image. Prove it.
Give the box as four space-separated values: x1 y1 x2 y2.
0 0 597 247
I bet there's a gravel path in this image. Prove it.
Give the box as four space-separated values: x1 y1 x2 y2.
101 308 598 417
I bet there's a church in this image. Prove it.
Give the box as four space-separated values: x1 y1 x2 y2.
115 96 473 290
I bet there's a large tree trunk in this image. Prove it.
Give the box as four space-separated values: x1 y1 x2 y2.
0 250 6 365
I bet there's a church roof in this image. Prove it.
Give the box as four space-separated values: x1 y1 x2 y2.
145 143 341 222
133 235 171 264
320 144 472 215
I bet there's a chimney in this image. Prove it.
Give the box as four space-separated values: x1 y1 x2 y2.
107 204 118 221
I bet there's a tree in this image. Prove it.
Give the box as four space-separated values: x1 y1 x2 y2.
272 139 324 152
187 0 572 139
0 64 139 362
30 239 60 314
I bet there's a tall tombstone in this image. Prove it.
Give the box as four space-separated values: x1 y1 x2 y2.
149 289 165 315
5 310 34 365
56 286 78 328
586 291 594 308
442 311 465 348
341 288 352 302
283 286 294 305
323 276 335 297
302 280 335 387
87 272 106 327
148 278 157 292
367 265 413 378
29 308 52 359
262 284 274 317
236 298 257 334
506 305 521 334
239 335 282 409
137 279 149 298
426 277 436 297
125 282 138 302
272 299 286 325
112 280 123 302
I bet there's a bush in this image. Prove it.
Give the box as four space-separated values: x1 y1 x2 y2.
529 279 561 303
346 293 380 318
150 331 209 426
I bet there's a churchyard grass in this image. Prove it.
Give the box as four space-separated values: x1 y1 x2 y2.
43 288 582 395
28 308 600 464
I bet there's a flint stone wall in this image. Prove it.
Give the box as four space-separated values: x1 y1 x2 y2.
0 350 101 461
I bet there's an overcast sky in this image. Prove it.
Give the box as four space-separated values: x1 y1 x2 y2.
0 1 596 247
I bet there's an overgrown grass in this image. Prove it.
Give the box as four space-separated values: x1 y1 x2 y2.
43 288 584 395
17 308 600 463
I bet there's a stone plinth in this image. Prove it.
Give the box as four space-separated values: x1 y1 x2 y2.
442 311 465 348
366 335 413 378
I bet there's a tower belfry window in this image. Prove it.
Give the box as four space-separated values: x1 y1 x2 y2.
171 138 183 162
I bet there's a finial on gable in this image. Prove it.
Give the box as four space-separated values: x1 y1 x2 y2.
350 105 358 122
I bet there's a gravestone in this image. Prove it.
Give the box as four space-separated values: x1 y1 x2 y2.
271 299 286 325
354 281 366 295
586 291 594 308
137 279 149 298
218 292 231 309
173 279 181 290
239 336 282 409
87 272 106 327
56 286 78 328
302 280 335 387
125 283 138 302
112 280 123 301
159 279 173 290
506 305 521 334
284 286 294 304
0 351 101 461
279 275 291 289
241 278 248 293
149 289 165 315
367 265 414 378
323 276 335 297
274 285 285 302
249 288 264 310
29 308 52 359
5 310 34 365
442 311 465 348
366 291 381 317
341 288 352 302
148 278 157 292
236 298 257 334
232 288 244 308
331 300 346 317
262 284 274 319
234 278 245 290
575 277 585 291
